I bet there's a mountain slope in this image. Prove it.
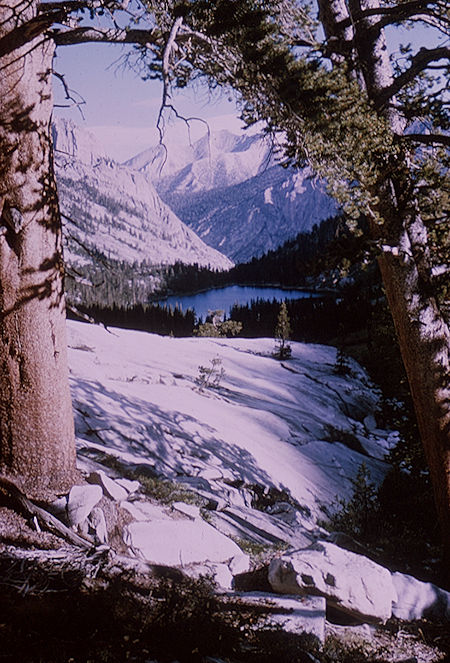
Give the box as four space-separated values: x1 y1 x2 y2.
53 119 233 274
126 129 339 263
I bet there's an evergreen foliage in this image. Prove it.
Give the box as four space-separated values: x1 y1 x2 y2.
70 302 196 337
196 318 243 337
65 257 229 310
326 455 441 582
273 301 292 359
327 464 379 542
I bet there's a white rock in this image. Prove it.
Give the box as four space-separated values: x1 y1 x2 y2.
232 592 326 643
268 541 396 623
115 478 141 494
171 502 201 520
121 500 169 521
67 484 103 527
88 470 128 502
124 519 243 566
88 506 108 544
363 414 377 431
229 553 251 577
212 563 234 589
392 571 450 621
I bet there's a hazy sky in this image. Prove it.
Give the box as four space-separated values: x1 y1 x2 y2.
52 19 444 162
53 41 242 162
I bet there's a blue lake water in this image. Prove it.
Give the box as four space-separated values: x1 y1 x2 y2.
158 285 319 321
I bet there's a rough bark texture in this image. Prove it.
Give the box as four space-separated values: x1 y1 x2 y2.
345 0 450 566
316 0 450 569
377 222 450 565
0 0 77 499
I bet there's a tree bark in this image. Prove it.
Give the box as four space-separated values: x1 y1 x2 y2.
377 225 450 565
0 0 77 499
345 0 450 567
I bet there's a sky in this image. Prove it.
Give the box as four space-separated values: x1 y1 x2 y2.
53 41 243 162
52 16 445 163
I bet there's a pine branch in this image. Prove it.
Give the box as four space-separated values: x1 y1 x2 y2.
0 11 65 58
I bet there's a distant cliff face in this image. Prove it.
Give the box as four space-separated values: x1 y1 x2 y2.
53 119 233 274
52 118 107 166
126 128 339 263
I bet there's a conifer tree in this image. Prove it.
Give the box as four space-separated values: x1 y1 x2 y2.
274 301 292 359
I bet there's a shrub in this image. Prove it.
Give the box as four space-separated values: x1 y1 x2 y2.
196 355 225 391
326 464 379 541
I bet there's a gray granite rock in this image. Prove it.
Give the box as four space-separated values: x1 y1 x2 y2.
88 470 128 502
88 506 108 544
392 571 450 621
268 541 396 623
67 484 103 527
124 518 244 566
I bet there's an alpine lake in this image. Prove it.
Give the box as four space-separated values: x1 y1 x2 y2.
158 284 321 321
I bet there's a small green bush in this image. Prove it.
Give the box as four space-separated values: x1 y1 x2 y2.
326 464 379 541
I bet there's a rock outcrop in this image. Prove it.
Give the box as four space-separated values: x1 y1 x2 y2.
268 542 397 623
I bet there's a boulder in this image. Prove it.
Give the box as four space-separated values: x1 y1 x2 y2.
229 553 251 576
392 572 450 621
268 541 396 623
88 470 128 502
115 478 141 495
171 502 201 520
88 506 108 544
67 484 103 527
124 518 244 566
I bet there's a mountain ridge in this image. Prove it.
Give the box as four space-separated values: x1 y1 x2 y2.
53 118 233 277
126 127 339 262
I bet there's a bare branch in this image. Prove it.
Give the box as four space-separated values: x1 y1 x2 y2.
159 15 183 126
338 0 449 31
403 133 450 147
52 25 161 47
376 46 450 108
0 475 96 550
152 15 211 177
52 70 86 117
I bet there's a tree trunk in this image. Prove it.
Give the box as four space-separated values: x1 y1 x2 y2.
349 0 450 568
0 1 77 499
377 216 450 568
318 0 450 569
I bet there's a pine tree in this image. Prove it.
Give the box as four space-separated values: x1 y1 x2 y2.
274 301 292 359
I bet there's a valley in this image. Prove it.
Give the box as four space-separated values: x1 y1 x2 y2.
1 2 448 661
